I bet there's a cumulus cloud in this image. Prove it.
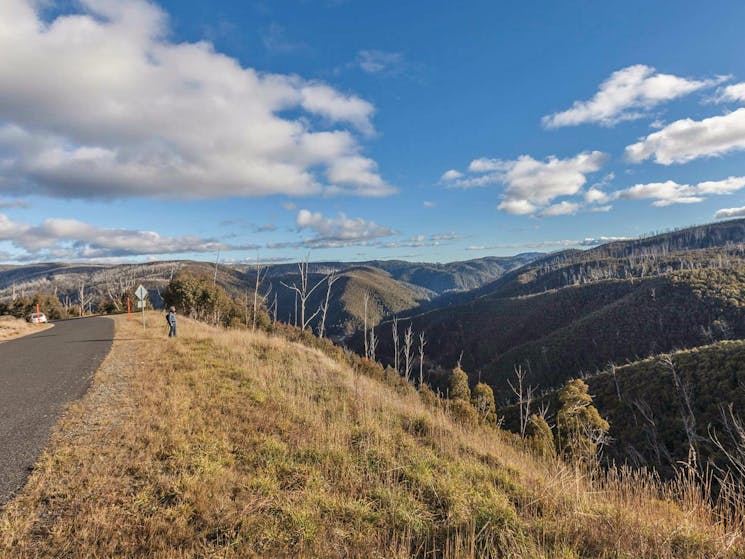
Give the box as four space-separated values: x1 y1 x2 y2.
538 201 580 217
267 209 396 249
718 83 745 103
0 213 253 261
715 206 745 219
0 0 393 200
440 169 463 181
542 65 720 128
614 176 745 206
625 108 745 164
443 151 607 216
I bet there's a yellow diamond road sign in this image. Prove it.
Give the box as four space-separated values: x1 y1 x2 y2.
135 285 148 300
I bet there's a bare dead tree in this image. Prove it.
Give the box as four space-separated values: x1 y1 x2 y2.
363 291 370 358
318 272 339 339
508 364 534 439
632 398 671 466
710 404 745 481
77 280 94 316
661 355 698 451
293 289 298 327
392 316 400 373
418 331 427 387
403 324 414 382
272 293 278 325
609 362 622 401
280 255 325 331
368 327 378 361
252 262 272 331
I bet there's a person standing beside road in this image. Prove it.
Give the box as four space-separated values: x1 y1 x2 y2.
167 306 177 337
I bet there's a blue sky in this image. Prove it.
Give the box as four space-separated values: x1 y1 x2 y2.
2 0 745 264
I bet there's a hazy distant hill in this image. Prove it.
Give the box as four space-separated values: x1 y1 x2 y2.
0 255 536 337
244 254 539 294
264 266 432 336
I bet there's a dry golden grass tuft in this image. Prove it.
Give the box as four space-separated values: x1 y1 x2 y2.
0 316 51 341
1 312 743 557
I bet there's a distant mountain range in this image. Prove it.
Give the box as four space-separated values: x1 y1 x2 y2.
0 254 538 337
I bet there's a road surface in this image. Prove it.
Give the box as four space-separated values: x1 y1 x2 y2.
0 317 114 504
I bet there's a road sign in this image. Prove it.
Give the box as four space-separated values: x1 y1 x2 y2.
135 285 148 300
134 284 148 330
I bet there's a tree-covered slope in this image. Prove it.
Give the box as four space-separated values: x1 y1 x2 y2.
369 266 745 402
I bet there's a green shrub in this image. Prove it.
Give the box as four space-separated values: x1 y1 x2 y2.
526 414 555 458
556 379 609 463
449 366 471 401
471 382 497 425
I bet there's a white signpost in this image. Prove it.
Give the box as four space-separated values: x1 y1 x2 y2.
135 284 148 329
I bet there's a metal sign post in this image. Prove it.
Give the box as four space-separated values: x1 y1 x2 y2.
135 285 148 330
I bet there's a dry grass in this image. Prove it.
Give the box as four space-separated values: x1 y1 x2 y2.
1 313 743 558
0 316 51 340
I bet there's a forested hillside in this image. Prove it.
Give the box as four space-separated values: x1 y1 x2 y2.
385 268 745 401
363 221 745 400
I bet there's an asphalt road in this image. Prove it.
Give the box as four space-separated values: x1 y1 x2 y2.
0 317 114 504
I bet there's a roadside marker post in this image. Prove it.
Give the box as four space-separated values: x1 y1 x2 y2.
135 285 148 330
127 296 131 320
36 303 40 327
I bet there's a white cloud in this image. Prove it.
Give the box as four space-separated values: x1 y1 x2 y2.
440 169 463 181
585 188 610 204
0 213 253 261
718 83 745 103
538 201 580 217
268 209 396 249
543 65 720 128
468 158 507 173
497 152 607 214
715 206 745 219
423 200 436 208
614 176 745 206
625 108 745 164
299 84 375 135
444 151 607 216
0 0 392 199
357 50 404 75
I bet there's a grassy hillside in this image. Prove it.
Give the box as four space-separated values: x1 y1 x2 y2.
1 315 741 557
